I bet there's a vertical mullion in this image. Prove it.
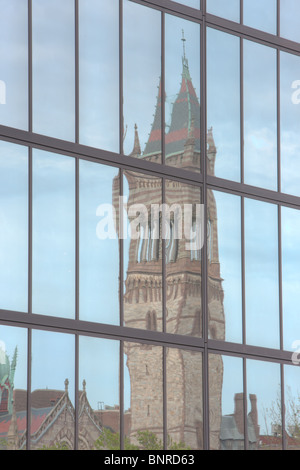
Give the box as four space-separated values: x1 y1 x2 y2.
277 49 281 193
240 37 244 184
27 0 33 450
119 168 124 448
161 10 167 445
74 334 79 450
27 328 32 450
241 197 246 345
201 3 209 450
75 0 79 145
120 341 125 450
162 11 166 167
162 180 167 448
28 0 32 133
278 205 283 351
243 357 249 450
119 0 124 449
281 363 286 450
277 0 280 37
163 346 167 450
240 0 243 25
119 0 124 156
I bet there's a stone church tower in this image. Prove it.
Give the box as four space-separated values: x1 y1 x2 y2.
113 42 225 450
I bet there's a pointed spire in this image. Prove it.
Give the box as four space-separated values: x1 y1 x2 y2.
130 124 141 157
182 29 186 62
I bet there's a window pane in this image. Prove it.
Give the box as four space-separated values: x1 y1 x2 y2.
209 354 244 450
167 348 203 449
0 325 27 450
31 330 75 450
244 41 277 190
207 28 240 181
32 150 75 318
212 191 242 343
280 0 300 43
123 171 163 331
282 207 300 352
207 0 240 22
243 0 277 34
79 336 120 450
245 199 279 349
0 0 28 130
0 141 28 313
165 181 202 337
32 0 75 141
247 359 282 450
165 15 200 173
123 1 161 161
124 342 163 449
284 365 300 450
80 160 120 325
280 51 300 196
79 0 119 153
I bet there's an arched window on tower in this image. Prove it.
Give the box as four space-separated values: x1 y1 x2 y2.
190 219 201 261
166 219 178 263
146 310 157 331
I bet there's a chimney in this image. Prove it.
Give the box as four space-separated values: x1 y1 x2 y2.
234 393 244 435
249 394 260 439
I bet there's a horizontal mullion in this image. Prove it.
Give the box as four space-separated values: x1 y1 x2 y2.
0 125 203 185
206 13 300 56
0 309 204 351
207 339 294 365
207 175 300 210
0 310 294 363
129 0 202 20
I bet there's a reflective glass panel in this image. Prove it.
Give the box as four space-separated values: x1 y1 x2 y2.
165 181 202 336
209 354 244 450
123 1 161 161
245 199 279 349
0 325 27 450
123 171 163 331
31 330 75 450
79 0 119 153
280 0 300 43
212 191 242 344
167 348 203 449
124 342 163 449
80 160 119 325
206 0 240 22
284 365 300 450
0 141 28 313
280 51 300 196
207 28 240 181
0 0 28 130
244 40 277 190
165 15 200 173
79 336 120 450
282 207 300 352
243 0 277 34
247 359 282 450
32 0 75 141
32 150 75 318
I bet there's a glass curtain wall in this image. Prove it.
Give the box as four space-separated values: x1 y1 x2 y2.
0 0 299 451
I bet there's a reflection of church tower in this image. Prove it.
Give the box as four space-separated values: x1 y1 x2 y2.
115 36 225 449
